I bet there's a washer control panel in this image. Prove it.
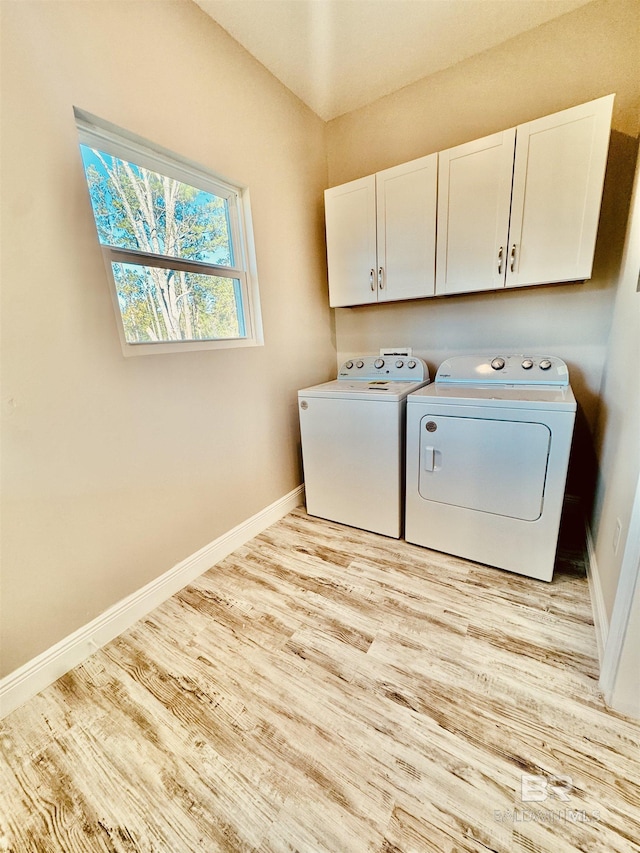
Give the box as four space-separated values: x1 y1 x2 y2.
338 355 428 381
436 355 569 386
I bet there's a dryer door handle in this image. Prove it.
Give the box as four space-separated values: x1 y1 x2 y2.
423 445 442 472
423 445 435 472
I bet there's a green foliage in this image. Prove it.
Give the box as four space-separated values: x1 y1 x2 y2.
113 264 241 343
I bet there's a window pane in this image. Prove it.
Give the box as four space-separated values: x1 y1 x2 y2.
80 144 233 266
112 262 245 343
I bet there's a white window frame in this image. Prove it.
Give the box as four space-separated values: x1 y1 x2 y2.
74 107 263 356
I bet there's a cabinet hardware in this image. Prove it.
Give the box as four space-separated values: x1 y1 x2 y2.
369 268 375 291
498 246 504 275
510 244 517 272
378 267 384 289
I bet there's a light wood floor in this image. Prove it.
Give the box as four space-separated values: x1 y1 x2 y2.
1 507 639 852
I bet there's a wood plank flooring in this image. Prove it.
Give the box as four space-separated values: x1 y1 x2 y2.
1 507 639 852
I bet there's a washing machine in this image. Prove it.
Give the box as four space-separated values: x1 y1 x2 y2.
299 355 430 538
405 355 576 581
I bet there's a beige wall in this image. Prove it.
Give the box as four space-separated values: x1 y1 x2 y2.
591 153 640 619
327 0 640 437
0 0 334 677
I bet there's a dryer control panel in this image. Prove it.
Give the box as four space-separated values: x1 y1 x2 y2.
436 355 569 386
338 356 429 382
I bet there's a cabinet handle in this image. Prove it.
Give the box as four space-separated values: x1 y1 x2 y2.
378 267 384 289
369 268 375 291
510 244 517 273
498 246 504 275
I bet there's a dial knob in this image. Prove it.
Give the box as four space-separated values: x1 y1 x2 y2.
356 360 364 368
374 358 385 369
522 358 534 370
345 360 353 369
539 359 552 370
395 359 404 368
491 357 506 371
407 360 416 369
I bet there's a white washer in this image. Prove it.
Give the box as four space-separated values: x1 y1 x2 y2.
405 355 576 581
299 356 430 538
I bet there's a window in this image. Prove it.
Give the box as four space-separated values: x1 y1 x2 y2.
74 108 263 355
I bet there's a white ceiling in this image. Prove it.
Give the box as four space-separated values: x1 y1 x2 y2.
194 0 595 121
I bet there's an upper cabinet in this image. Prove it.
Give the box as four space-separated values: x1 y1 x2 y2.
506 95 614 289
324 174 377 307
436 129 516 296
325 94 614 307
436 94 615 297
324 154 437 308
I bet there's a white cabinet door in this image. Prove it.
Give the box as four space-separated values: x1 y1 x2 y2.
376 154 437 302
436 129 515 296
506 94 614 288
325 175 377 307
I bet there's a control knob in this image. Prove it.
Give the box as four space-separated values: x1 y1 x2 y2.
356 360 364 368
407 360 416 369
490 357 506 370
345 361 353 369
374 358 385 369
539 359 552 371
395 359 404 368
521 358 534 370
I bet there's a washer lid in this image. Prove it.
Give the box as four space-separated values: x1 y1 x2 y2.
408 381 576 411
299 378 430 402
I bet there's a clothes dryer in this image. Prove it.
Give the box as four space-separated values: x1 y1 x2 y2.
299 355 429 538
405 355 576 581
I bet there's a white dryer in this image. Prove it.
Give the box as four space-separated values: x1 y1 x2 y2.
405 355 576 581
299 355 430 538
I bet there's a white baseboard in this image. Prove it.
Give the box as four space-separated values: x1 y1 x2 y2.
0 486 304 719
585 523 609 667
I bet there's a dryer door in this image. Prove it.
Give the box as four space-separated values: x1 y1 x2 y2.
418 415 551 521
